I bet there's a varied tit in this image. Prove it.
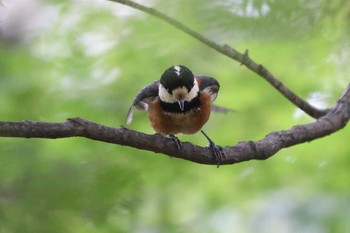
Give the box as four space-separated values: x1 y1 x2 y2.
126 65 224 166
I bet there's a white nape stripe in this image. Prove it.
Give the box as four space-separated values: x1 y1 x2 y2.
174 66 181 76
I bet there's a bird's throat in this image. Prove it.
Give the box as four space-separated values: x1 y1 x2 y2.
160 94 200 113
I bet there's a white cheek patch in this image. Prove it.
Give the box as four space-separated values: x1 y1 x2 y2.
159 84 176 103
185 79 199 102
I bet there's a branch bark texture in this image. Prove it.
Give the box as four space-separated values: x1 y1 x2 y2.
1 85 349 165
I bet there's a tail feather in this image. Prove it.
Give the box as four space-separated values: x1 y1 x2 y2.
126 106 134 125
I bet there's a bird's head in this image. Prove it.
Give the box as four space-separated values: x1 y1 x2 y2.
159 65 199 111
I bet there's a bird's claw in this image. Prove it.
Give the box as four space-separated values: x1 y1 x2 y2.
208 141 225 168
169 135 182 151
201 130 225 167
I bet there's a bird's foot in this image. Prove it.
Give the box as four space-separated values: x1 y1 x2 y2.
169 134 182 151
209 142 224 168
201 130 225 167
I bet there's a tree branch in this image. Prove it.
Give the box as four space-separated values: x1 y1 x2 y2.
108 0 329 119
1 84 349 165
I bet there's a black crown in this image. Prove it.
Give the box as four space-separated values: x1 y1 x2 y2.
160 65 194 93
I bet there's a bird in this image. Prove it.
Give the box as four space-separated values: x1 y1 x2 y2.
126 65 224 166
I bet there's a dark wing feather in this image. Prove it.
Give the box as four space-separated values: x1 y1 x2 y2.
195 75 220 102
126 80 159 124
196 75 233 113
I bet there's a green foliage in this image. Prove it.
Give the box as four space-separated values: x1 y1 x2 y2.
0 0 349 232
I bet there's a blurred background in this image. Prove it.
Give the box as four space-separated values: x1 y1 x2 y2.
0 0 349 232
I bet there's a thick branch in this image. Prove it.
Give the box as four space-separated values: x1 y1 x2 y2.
108 0 328 119
1 84 349 165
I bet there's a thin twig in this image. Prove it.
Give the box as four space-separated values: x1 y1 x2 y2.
109 0 329 119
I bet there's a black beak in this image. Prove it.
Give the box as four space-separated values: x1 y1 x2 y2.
177 100 185 111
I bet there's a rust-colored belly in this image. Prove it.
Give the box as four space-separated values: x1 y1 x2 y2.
148 93 212 135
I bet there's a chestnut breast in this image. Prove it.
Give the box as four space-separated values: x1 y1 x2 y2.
148 92 212 135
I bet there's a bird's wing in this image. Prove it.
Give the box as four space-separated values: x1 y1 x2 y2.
196 75 234 113
195 75 220 102
126 80 159 125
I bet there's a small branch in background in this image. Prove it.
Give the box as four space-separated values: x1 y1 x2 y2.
108 0 329 119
